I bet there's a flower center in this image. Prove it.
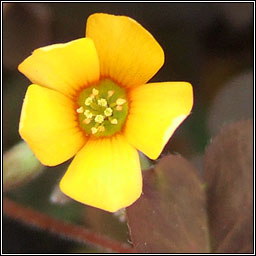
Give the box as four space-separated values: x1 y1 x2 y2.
76 79 128 137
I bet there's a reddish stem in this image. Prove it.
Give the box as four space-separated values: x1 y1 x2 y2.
3 198 135 253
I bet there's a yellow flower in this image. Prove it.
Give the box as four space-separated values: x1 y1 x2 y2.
18 13 193 212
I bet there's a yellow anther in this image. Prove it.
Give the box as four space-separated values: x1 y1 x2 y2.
83 118 91 124
84 110 93 118
104 107 113 117
76 106 84 113
108 90 115 98
116 98 126 105
116 105 123 111
98 126 105 132
95 114 104 123
91 127 98 134
85 97 93 106
110 118 118 125
92 88 99 96
98 98 107 107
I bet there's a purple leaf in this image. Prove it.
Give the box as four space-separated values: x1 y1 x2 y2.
203 120 253 253
126 155 210 253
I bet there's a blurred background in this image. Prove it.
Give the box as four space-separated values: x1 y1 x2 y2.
3 2 253 253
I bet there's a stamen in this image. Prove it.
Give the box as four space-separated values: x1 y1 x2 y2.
110 118 118 125
92 88 99 96
98 98 107 107
108 90 115 98
83 118 91 124
116 105 123 111
84 110 93 119
76 106 84 113
98 126 105 132
116 98 126 105
95 114 104 123
77 80 128 137
104 107 113 117
85 97 93 106
91 127 98 134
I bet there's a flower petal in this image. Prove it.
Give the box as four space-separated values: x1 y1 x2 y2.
18 38 100 97
86 13 164 88
59 134 142 212
19 84 86 166
124 82 193 159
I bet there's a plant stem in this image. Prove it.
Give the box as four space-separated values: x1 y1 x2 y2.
3 197 135 253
